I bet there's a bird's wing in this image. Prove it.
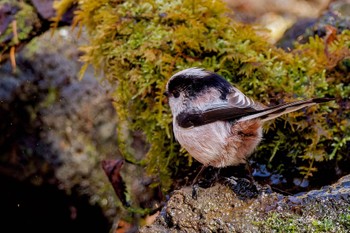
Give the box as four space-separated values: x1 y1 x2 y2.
176 96 333 128
226 86 260 109
176 88 260 128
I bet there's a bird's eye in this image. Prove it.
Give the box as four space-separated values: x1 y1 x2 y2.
173 92 180 98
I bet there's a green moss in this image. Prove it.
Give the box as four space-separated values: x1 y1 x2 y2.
54 0 349 192
0 1 40 54
255 211 350 233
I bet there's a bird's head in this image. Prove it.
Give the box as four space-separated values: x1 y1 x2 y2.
165 68 232 115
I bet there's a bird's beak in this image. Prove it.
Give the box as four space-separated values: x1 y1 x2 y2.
163 91 169 104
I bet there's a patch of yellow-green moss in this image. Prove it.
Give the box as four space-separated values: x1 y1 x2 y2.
255 211 350 232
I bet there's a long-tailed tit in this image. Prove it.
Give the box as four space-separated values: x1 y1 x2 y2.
165 68 332 168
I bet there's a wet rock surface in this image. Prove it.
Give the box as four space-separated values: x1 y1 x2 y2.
141 175 350 232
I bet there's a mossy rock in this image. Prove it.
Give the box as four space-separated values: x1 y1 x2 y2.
54 0 350 193
0 1 41 57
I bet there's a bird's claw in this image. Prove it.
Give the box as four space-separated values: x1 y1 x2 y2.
221 176 259 200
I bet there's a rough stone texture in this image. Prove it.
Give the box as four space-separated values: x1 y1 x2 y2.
0 3 20 35
0 26 118 232
0 26 161 232
141 175 350 232
31 0 56 19
0 25 124 225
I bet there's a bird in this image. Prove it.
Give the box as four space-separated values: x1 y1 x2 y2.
165 67 333 169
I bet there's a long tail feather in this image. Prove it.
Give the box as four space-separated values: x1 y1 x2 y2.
237 97 334 122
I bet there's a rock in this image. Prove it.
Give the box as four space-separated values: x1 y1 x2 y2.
0 26 161 231
31 0 56 20
30 0 75 23
0 3 20 35
277 0 350 49
0 0 75 63
141 175 350 232
0 27 119 231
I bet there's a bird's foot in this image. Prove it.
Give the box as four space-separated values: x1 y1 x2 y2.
191 170 219 199
192 184 200 200
221 176 259 200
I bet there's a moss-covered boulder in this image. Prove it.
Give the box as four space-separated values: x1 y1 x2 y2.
54 0 350 194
